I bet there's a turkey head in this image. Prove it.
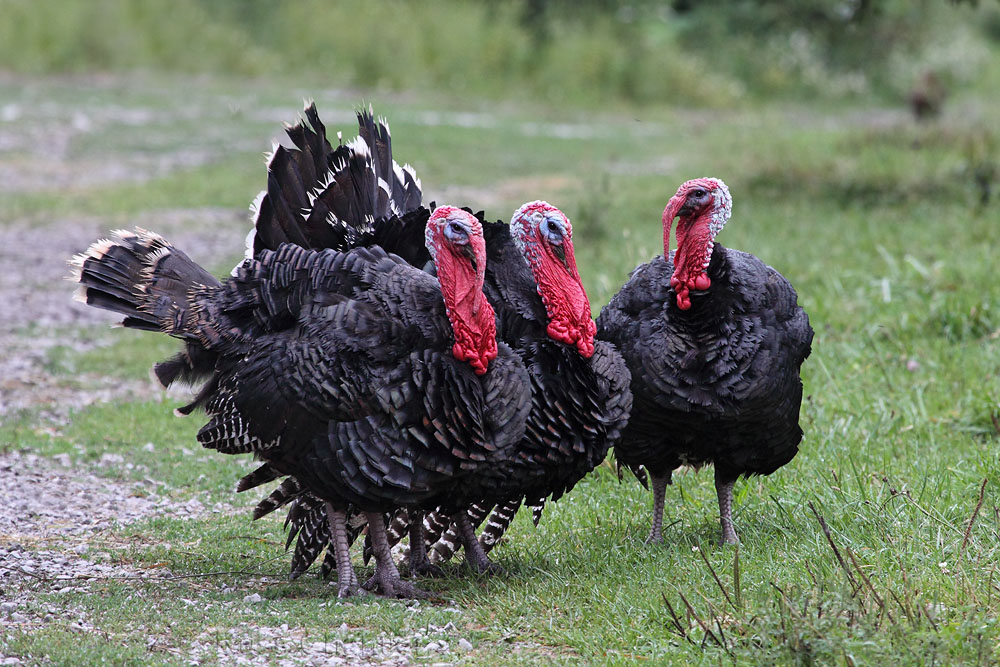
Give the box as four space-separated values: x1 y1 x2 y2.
425 206 498 375
662 177 732 310
511 201 596 358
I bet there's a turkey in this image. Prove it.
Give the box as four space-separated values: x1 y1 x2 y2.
413 202 634 568
70 206 532 598
242 103 632 575
596 177 813 545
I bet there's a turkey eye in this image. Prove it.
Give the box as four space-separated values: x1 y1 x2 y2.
692 189 706 198
541 218 564 245
444 221 469 243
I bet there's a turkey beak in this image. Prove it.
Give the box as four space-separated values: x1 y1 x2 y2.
550 242 569 270
677 200 696 218
459 243 478 274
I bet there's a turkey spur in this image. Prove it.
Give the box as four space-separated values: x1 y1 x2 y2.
597 178 813 545
70 206 531 598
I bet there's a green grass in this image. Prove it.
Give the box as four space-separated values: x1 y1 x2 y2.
2 72 1000 664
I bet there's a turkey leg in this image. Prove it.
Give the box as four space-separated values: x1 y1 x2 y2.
715 472 740 545
364 511 429 598
480 499 520 554
645 472 670 544
407 510 444 578
453 511 503 575
325 503 359 597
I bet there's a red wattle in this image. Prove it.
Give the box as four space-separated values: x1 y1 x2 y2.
664 207 714 311
534 249 595 358
433 221 497 375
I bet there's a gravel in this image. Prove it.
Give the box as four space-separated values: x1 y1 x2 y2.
0 208 249 420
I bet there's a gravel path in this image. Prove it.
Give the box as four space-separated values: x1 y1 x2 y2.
0 208 249 419
0 452 471 665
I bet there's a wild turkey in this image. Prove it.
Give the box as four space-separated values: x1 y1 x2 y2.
70 206 532 598
412 202 634 567
244 103 631 574
596 178 813 545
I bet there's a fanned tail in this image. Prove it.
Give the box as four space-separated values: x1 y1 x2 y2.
70 229 222 392
244 102 425 267
71 229 217 332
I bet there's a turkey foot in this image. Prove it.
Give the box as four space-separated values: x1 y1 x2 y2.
363 512 430 598
326 504 360 598
454 511 504 575
715 474 740 546
406 511 445 578
645 473 670 545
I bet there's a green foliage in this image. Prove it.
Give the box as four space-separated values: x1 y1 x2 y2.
7 0 995 106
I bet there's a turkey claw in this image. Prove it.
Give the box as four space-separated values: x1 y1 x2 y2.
337 582 360 599
409 561 446 578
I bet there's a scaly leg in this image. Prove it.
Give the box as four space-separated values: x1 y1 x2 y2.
480 499 520 555
363 511 429 598
645 473 670 544
407 510 444 578
453 511 503 575
715 472 740 546
325 503 359 598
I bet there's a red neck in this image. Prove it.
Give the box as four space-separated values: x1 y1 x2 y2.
664 209 713 311
528 243 595 358
436 254 497 376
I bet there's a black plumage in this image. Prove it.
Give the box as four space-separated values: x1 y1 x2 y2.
71 212 531 597
415 215 634 567
596 178 813 545
244 103 632 574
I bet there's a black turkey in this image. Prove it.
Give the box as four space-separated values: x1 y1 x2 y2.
243 103 632 574
596 177 813 545
414 202 634 568
70 206 531 598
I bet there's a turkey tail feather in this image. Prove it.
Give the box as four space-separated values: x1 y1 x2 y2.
71 228 219 337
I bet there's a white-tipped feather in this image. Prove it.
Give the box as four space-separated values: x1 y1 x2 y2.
314 168 339 194
110 229 136 243
248 190 266 222
345 136 371 159
67 253 89 282
233 227 256 276
82 238 115 261
262 142 281 167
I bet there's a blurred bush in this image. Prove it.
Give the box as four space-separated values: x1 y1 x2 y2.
0 0 997 107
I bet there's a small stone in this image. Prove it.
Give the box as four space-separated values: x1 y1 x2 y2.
458 639 473 651
338 622 349 633
243 593 262 603
0 601 16 613
11 612 28 623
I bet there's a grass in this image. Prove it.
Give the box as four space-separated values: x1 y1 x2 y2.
2 70 1000 664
